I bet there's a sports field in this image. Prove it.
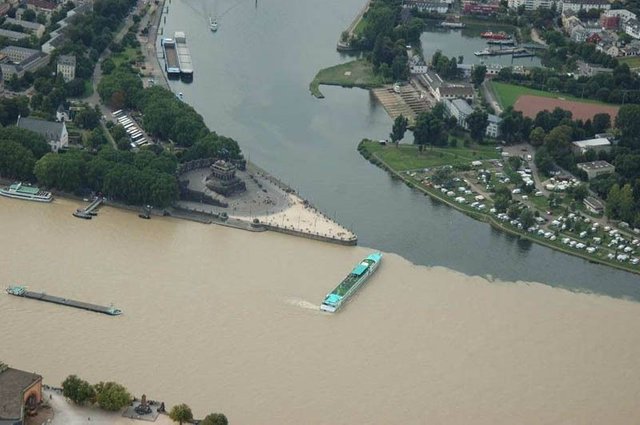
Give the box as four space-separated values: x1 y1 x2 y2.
514 95 620 121
490 81 619 120
490 81 610 108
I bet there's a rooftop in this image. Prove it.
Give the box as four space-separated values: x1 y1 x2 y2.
488 114 501 124
57 54 76 66
0 28 29 40
16 116 65 140
26 0 58 10
565 0 610 4
440 84 474 97
4 17 45 31
450 98 474 115
0 366 42 420
577 160 615 170
572 137 611 148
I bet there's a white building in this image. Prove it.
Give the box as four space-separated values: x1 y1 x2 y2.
56 54 76 82
624 19 640 39
402 0 450 13
436 84 475 102
577 161 615 180
603 9 637 22
486 114 501 138
508 0 557 10
444 99 501 138
3 17 46 38
571 137 611 155
562 0 610 13
16 116 68 152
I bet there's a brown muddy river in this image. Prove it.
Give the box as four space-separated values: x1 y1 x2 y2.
2 198 640 424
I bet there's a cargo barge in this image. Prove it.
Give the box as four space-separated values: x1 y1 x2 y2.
174 31 193 77
161 38 180 76
320 252 382 313
6 285 122 316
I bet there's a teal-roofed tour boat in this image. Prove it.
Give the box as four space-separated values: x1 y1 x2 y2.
321 252 382 313
0 182 52 202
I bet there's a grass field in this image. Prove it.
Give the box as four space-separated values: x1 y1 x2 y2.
112 47 142 67
360 140 499 171
618 56 640 68
489 81 610 109
309 59 385 98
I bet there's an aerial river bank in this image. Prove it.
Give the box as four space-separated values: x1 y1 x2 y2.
3 198 640 424
158 0 640 299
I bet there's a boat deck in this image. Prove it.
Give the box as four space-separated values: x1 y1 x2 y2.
162 40 180 74
176 43 193 74
7 287 121 316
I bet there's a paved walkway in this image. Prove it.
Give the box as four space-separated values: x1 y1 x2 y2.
481 80 502 115
46 389 174 425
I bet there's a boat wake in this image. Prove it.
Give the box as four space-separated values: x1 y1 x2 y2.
285 298 320 311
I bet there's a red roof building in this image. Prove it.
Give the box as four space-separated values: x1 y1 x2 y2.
26 0 59 12
586 32 602 43
463 1 500 15
600 14 620 30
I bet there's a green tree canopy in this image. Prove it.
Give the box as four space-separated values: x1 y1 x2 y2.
389 114 408 145
94 381 131 411
62 375 95 405
413 111 445 148
201 413 228 425
169 403 193 425
471 65 487 87
466 109 488 142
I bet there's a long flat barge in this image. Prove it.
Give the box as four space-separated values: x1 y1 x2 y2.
474 47 530 56
320 252 382 312
6 286 122 316
161 38 180 76
174 31 193 76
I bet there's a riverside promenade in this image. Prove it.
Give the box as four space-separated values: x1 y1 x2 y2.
336 0 372 51
140 0 170 89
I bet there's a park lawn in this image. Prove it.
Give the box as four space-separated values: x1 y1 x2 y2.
309 59 385 98
353 17 367 36
618 56 640 68
82 80 94 98
489 81 611 109
361 140 499 171
112 47 140 67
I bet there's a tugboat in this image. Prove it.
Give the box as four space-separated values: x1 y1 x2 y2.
138 205 151 219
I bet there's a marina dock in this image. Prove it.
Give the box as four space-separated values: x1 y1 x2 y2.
6 286 122 316
73 197 103 219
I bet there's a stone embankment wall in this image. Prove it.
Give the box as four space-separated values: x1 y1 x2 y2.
262 223 357 246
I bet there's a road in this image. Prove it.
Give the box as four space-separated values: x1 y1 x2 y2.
87 0 144 121
481 80 502 115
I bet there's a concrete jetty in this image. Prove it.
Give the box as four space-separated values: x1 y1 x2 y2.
73 197 103 219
